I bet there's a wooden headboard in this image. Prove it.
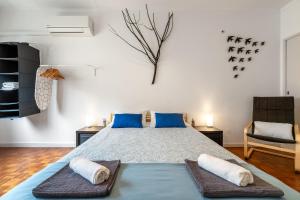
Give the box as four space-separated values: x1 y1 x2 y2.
108 112 188 123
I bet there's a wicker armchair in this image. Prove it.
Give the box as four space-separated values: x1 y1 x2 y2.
244 97 300 172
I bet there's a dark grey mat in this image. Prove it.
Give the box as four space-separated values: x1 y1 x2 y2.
185 159 284 198
32 160 120 198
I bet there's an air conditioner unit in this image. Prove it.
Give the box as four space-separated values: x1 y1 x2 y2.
46 16 93 37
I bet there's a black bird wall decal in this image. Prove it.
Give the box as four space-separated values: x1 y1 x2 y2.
235 37 243 43
245 38 252 45
237 47 244 54
229 56 237 62
228 46 235 53
227 36 235 42
224 33 266 79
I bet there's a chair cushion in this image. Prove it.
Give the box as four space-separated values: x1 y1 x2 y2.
254 121 294 141
247 133 296 144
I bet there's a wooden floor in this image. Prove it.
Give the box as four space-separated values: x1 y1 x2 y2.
0 147 299 196
0 147 72 196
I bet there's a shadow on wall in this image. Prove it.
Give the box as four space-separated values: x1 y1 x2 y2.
91 14 103 35
0 118 14 144
26 81 60 128
56 80 64 113
26 110 50 129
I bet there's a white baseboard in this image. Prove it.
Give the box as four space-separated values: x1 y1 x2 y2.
0 142 75 147
224 143 243 147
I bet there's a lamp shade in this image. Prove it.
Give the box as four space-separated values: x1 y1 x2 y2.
206 114 214 127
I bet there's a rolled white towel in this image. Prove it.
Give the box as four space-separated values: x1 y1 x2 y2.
197 154 254 187
69 157 110 185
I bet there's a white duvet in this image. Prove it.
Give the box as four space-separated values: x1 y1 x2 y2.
61 127 242 163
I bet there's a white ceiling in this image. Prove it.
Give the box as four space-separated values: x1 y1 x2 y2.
0 0 292 12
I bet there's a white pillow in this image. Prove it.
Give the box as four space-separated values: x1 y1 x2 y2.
108 111 148 127
150 111 189 127
254 121 293 140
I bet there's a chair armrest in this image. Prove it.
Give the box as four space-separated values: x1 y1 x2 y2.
295 124 300 143
244 121 253 135
295 124 300 172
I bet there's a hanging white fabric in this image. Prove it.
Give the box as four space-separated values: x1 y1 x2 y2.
35 67 53 111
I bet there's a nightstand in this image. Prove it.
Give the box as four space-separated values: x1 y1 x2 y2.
194 126 223 146
76 126 104 147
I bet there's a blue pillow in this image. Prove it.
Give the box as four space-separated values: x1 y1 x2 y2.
112 114 143 128
155 113 186 128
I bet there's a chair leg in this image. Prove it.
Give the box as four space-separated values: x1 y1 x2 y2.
247 148 254 159
296 144 300 173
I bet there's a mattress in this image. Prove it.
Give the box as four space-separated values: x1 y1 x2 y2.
61 126 240 163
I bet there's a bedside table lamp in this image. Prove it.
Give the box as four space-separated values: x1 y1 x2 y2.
85 114 97 128
85 116 92 128
206 114 214 128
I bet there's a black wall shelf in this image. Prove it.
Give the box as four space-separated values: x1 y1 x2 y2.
0 42 40 118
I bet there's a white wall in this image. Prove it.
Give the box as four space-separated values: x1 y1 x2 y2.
281 0 300 39
0 6 280 147
280 0 300 94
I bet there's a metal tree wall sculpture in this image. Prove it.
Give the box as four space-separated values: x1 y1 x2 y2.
109 5 174 84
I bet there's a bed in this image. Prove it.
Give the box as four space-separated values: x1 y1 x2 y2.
1 127 300 200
